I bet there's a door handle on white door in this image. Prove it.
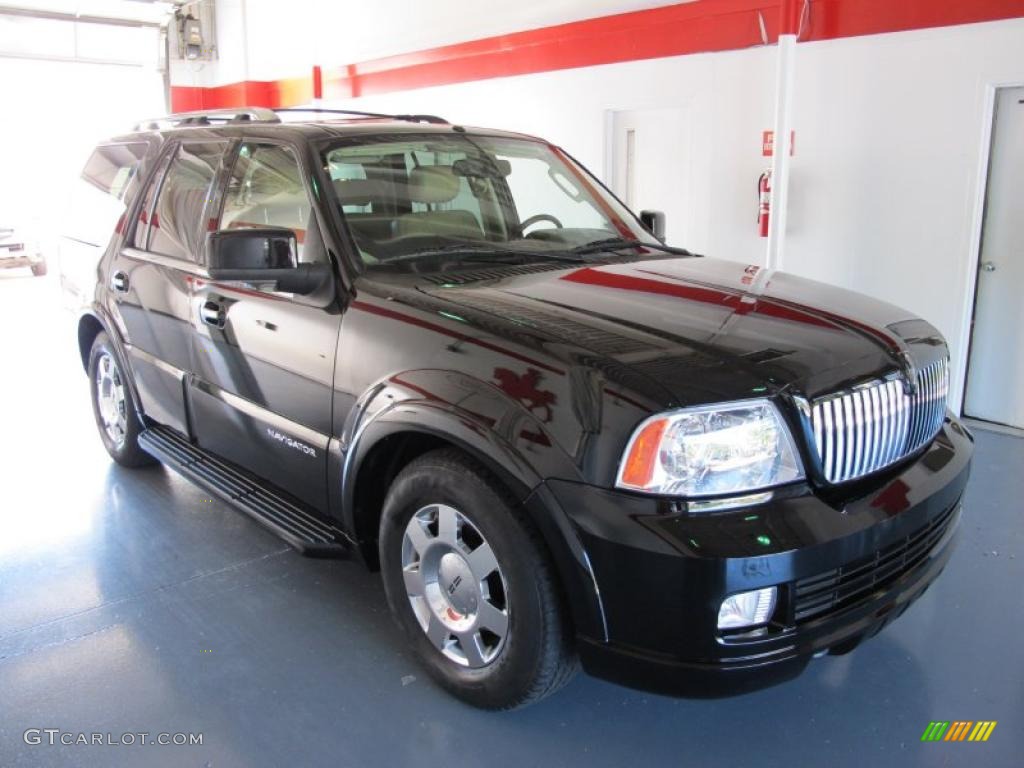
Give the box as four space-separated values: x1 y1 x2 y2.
980 261 997 272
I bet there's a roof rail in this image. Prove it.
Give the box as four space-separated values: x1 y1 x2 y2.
134 106 450 132
273 108 449 125
134 107 281 131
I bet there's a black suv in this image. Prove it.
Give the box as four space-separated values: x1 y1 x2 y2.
72 107 972 709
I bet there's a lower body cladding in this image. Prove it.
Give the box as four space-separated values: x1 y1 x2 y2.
538 417 973 697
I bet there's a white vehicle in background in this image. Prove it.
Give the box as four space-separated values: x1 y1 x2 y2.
0 224 46 276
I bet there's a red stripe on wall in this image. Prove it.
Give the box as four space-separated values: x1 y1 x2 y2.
170 0 1024 111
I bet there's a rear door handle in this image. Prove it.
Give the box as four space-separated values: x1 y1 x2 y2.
111 271 129 293
200 300 225 328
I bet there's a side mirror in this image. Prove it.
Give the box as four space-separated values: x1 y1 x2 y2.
206 228 330 295
639 210 666 240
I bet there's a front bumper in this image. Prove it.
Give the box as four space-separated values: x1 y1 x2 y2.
544 416 973 697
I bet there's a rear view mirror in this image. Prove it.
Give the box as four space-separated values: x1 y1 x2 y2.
639 210 666 240
206 228 330 295
452 157 512 178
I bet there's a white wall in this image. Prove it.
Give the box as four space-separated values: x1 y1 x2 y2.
173 0 694 85
787 21 1024 410
174 3 1024 410
0 57 165 248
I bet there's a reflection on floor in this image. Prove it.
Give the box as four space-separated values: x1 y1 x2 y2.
1 273 1021 768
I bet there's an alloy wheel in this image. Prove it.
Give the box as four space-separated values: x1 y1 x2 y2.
95 352 127 448
401 504 509 668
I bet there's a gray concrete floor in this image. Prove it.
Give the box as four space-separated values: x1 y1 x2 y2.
1 271 1021 768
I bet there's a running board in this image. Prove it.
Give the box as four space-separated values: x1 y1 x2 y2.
139 425 351 558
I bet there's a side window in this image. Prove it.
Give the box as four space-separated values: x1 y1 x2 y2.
221 143 319 263
147 142 227 261
131 153 171 250
67 142 149 248
81 143 148 203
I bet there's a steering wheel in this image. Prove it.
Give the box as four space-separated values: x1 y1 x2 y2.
515 213 564 237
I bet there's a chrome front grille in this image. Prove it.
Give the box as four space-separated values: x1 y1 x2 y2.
809 358 949 484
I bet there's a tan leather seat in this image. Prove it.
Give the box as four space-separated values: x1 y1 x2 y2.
396 210 484 239
395 166 484 240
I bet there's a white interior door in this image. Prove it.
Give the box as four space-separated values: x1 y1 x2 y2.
965 86 1024 429
610 108 691 247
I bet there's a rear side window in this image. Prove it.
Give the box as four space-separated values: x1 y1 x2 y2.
146 142 228 261
81 143 148 202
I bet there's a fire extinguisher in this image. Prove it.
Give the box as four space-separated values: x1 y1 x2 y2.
758 169 772 238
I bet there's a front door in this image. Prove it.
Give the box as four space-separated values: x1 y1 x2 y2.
964 86 1024 429
189 141 341 511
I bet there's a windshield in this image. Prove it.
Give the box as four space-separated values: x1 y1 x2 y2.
320 133 660 269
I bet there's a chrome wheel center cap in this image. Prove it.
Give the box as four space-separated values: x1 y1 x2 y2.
438 551 477 617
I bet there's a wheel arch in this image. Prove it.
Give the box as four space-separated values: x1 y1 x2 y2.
341 393 607 641
77 312 106 372
342 403 543 566
77 309 146 425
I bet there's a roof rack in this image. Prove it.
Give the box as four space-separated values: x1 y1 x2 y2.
134 107 281 131
273 108 448 125
134 106 449 131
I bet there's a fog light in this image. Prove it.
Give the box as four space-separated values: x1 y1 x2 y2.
718 587 777 630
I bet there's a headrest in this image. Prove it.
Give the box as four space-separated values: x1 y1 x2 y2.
333 178 390 206
406 166 460 204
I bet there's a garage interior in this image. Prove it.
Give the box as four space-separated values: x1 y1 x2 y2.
0 1 1021 766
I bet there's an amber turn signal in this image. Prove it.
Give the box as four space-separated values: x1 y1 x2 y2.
619 417 668 488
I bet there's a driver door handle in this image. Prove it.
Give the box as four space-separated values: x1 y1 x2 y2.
111 271 129 293
200 300 225 328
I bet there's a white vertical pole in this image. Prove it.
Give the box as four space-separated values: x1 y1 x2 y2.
766 2 800 271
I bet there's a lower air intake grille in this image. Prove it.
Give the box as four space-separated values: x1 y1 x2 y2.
793 501 958 624
810 358 949 484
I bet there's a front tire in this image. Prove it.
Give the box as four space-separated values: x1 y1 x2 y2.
88 332 155 468
380 448 576 709
30 261 47 277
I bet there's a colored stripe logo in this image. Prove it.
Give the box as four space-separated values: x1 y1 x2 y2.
921 721 997 742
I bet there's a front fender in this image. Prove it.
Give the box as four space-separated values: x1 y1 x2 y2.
340 368 586 521
338 370 607 640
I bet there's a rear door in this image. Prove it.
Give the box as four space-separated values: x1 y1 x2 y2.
188 140 341 511
108 139 231 435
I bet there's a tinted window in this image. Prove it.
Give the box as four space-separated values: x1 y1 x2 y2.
131 152 171 250
81 143 148 202
322 135 652 268
148 142 227 261
221 142 320 263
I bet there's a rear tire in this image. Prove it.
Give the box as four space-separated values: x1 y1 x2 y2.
88 332 155 468
380 447 577 709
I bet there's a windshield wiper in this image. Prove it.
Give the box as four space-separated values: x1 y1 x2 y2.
570 237 696 257
390 244 589 264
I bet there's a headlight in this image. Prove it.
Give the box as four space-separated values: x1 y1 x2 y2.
615 399 804 496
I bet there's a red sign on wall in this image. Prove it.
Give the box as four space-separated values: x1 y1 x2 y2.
762 130 795 157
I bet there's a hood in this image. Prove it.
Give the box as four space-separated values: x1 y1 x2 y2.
379 256 946 407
